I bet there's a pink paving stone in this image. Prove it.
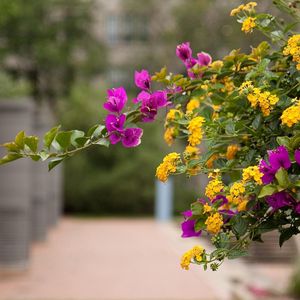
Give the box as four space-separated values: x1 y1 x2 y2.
0 218 218 300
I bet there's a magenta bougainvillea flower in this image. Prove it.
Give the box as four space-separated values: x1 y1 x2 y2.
197 52 212 66
268 145 291 170
105 113 143 147
295 149 300 166
134 69 151 90
176 42 193 62
103 87 127 114
134 90 169 122
122 128 143 148
266 191 294 211
259 160 277 184
259 145 291 184
181 210 201 238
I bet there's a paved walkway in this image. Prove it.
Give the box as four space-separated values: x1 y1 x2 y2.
0 218 220 300
0 218 294 300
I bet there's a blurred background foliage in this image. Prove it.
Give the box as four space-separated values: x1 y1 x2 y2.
0 0 283 216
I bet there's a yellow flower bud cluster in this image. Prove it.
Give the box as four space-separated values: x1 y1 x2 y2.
230 2 257 16
241 17 257 33
281 99 300 127
228 181 248 210
247 87 279 116
205 212 224 234
283 34 300 70
164 127 175 146
166 109 183 122
186 98 200 114
242 166 263 185
180 245 204 270
226 144 240 160
187 116 205 146
205 178 224 200
156 152 181 182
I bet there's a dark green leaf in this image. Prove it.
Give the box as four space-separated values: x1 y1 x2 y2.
70 130 85 147
191 201 203 215
232 215 248 237
48 158 64 171
279 227 298 247
228 249 248 259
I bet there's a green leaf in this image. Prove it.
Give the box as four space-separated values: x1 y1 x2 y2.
279 227 298 247
94 138 109 147
44 125 61 149
258 184 278 198
24 136 39 152
39 151 50 161
191 201 203 215
70 130 85 147
228 249 248 260
75 137 89 147
275 167 290 189
201 105 214 121
251 114 262 130
194 218 206 232
225 120 235 135
87 124 105 138
2 142 19 152
0 153 23 165
276 136 290 148
55 131 73 150
48 157 64 171
231 215 248 238
15 131 25 149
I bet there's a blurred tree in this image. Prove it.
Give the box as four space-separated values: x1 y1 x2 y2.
0 0 106 108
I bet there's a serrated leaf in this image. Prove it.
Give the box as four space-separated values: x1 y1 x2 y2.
0 153 23 165
258 184 278 198
228 249 248 259
24 136 39 152
44 125 61 149
275 167 290 189
232 215 248 237
15 131 25 149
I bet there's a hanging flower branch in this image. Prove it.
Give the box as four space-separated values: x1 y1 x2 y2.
0 0 300 271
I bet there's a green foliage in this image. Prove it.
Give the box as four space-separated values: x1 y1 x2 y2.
0 0 106 104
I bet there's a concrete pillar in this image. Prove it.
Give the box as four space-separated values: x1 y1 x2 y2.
155 178 173 221
0 100 33 272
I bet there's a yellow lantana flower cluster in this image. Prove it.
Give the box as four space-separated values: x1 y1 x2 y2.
187 116 205 146
205 178 224 200
226 144 240 160
180 245 204 270
239 81 254 94
228 181 248 210
166 109 183 122
205 212 224 234
230 2 257 16
164 127 175 146
242 166 263 185
281 99 300 127
241 17 257 33
156 152 181 182
283 34 300 70
186 98 200 114
247 87 279 116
